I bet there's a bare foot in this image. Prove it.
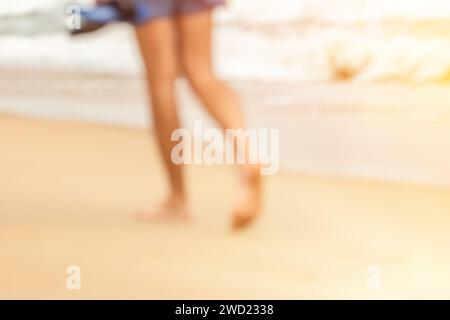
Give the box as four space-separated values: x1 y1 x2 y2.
135 195 190 223
231 165 262 230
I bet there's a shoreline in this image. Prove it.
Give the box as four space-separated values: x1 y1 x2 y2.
1 68 450 187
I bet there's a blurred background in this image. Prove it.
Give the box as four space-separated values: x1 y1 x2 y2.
1 0 450 184
1 0 450 299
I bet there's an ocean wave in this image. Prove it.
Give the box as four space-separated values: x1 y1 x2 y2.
1 0 450 83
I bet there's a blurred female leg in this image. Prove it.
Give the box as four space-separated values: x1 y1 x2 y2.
176 10 261 229
134 18 189 220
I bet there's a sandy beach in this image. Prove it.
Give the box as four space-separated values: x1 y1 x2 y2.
2 0 450 302
1 113 450 299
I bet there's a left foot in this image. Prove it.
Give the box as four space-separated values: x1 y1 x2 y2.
135 195 190 223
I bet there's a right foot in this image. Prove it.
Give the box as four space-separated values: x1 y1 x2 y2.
231 165 262 230
135 196 190 223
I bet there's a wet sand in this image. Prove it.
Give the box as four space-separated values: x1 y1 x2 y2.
1 68 450 186
1 114 450 299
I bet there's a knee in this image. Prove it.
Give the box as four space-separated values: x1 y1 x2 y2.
148 68 177 91
148 73 177 109
145 59 178 94
181 56 217 92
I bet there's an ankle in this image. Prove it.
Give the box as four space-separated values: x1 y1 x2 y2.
239 164 261 181
168 192 187 205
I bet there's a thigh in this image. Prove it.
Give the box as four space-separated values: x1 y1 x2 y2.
134 18 179 84
176 9 214 76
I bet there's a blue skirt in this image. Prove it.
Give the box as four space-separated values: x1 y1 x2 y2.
133 0 226 24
